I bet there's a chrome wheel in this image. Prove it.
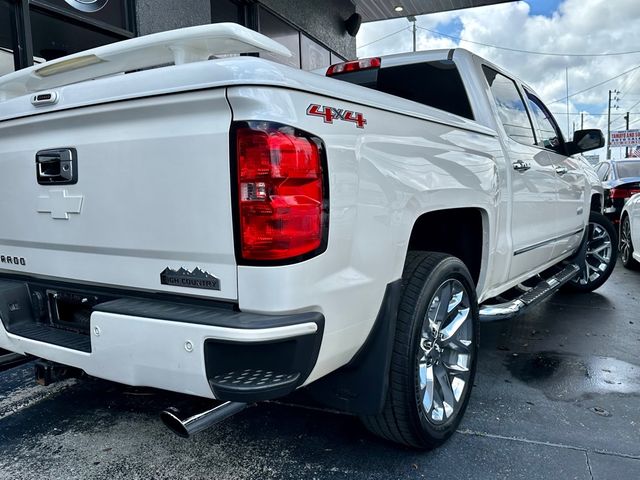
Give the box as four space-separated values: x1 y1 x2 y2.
362 252 478 448
574 221 613 286
416 279 472 425
620 216 633 265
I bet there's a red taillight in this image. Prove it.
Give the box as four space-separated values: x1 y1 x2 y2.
610 188 640 199
326 57 381 76
236 124 327 262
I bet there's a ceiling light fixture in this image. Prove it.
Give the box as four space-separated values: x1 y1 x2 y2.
394 6 404 12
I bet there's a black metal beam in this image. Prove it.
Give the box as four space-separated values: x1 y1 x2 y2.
0 351 30 372
11 0 33 69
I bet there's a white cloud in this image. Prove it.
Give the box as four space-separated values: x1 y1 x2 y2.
356 0 640 159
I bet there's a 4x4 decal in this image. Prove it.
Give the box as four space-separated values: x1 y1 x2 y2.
306 104 367 128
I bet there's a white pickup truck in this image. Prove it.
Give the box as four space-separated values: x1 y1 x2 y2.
0 24 616 448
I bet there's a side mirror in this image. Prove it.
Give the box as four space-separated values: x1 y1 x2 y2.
566 129 605 155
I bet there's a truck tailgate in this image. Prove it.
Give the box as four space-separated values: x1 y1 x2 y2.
0 89 238 300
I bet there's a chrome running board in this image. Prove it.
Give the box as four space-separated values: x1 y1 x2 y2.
479 264 580 322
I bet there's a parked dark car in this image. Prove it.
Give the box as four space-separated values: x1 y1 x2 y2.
595 159 640 223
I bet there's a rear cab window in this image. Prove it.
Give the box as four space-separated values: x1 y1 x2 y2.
615 161 640 179
329 59 475 120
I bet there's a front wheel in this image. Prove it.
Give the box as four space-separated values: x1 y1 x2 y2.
620 214 640 270
361 252 479 449
564 211 617 292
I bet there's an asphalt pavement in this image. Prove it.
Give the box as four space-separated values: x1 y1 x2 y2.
0 264 638 480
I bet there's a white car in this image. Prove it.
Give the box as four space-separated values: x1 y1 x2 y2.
620 193 640 269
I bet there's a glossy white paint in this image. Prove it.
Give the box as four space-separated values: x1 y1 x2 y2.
0 311 316 398
0 90 239 300
0 29 599 397
621 193 640 263
230 85 501 381
452 50 593 282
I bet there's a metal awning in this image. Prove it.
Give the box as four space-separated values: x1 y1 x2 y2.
354 0 516 22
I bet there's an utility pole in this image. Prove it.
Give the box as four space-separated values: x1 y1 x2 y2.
581 112 584 130
624 111 630 158
566 68 570 138
407 15 417 52
607 90 611 159
607 89 620 160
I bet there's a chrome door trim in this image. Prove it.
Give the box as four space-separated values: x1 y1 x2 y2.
514 227 584 256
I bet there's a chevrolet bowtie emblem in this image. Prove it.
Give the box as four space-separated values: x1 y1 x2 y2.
37 189 84 220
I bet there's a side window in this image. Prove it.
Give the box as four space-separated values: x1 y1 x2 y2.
482 66 535 145
525 90 564 153
596 163 610 182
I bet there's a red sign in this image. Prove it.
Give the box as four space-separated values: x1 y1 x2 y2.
611 129 640 147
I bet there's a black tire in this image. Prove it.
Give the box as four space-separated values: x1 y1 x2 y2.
564 211 617 292
361 251 479 449
620 214 640 270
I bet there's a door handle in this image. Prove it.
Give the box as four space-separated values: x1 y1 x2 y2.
512 160 531 172
555 166 568 176
36 148 77 185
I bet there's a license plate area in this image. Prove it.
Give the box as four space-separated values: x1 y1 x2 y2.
45 290 99 335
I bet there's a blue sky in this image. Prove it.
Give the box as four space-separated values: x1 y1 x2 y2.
525 0 562 17
432 17 463 38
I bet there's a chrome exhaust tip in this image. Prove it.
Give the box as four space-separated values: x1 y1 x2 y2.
160 401 248 438
160 407 191 438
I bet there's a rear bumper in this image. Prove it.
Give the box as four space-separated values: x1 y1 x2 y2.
604 198 626 223
0 279 323 400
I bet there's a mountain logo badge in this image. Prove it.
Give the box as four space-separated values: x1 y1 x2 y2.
160 267 221 291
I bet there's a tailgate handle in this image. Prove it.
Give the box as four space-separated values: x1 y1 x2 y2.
36 148 78 185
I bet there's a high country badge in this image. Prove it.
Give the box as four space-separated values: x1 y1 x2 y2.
160 267 221 291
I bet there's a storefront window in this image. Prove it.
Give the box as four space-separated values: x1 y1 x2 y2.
259 9 300 69
33 0 133 32
330 51 346 66
301 34 330 71
211 0 243 24
30 8 123 61
1 0 17 75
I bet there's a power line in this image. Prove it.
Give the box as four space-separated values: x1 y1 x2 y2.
626 98 640 113
416 26 640 57
551 112 640 116
358 24 640 120
549 64 640 104
610 99 640 129
618 69 640 101
357 27 410 50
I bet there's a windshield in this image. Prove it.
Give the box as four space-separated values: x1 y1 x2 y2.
615 161 640 179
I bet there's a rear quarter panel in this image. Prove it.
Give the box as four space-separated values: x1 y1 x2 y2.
227 86 506 382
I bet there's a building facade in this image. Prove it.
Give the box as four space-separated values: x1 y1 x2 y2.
1 0 357 76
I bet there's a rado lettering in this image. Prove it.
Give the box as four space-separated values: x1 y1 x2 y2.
0 255 26 266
